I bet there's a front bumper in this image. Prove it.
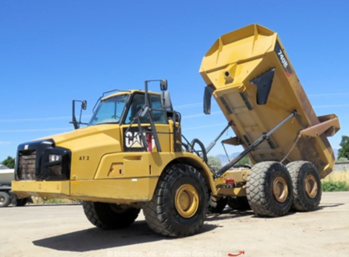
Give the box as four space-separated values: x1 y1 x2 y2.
12 177 158 204
12 181 70 199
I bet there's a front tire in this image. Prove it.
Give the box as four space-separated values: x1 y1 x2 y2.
247 161 293 217
286 161 321 211
82 202 140 229
143 163 209 237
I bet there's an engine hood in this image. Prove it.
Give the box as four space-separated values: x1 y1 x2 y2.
47 125 122 153
18 125 122 181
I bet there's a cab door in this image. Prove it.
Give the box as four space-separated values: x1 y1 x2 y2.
120 93 171 153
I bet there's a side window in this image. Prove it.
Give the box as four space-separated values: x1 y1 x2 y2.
124 94 167 124
150 95 167 124
90 95 127 125
125 94 146 124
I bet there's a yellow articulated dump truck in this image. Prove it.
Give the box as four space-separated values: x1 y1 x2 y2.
12 24 339 237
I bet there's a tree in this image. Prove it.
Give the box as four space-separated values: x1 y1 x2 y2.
338 136 349 160
1 156 15 169
237 155 250 166
207 156 222 168
337 157 348 162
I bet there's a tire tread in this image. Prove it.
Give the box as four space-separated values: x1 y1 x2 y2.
143 163 208 237
247 161 293 217
286 161 321 211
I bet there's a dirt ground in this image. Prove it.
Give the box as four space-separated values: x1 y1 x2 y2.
0 192 348 257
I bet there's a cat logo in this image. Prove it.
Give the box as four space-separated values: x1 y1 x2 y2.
123 127 155 152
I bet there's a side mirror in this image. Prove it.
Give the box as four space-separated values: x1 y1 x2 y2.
82 100 87 110
203 86 214 114
161 91 173 110
144 79 168 108
71 100 88 129
160 79 168 91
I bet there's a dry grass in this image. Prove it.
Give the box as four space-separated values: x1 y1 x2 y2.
322 170 349 185
31 197 80 205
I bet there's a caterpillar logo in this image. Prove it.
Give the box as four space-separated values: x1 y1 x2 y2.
123 127 155 152
275 41 293 77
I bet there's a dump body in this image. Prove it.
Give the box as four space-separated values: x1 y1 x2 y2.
200 24 340 178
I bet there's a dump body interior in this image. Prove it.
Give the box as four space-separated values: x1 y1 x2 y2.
200 24 340 178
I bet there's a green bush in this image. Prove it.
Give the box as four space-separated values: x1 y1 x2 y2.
322 181 349 192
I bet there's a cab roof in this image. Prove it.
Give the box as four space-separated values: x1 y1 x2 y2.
102 90 160 101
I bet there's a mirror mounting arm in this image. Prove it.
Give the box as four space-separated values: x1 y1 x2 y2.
70 100 87 129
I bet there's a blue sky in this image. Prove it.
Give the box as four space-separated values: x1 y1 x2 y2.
1 0 348 162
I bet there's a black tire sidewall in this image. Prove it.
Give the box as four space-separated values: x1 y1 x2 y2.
208 197 228 213
228 197 250 210
293 162 321 210
265 166 293 213
166 175 207 232
16 198 28 207
143 163 208 237
83 201 140 229
247 161 293 217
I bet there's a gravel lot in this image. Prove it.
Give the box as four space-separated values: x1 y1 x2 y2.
0 192 348 257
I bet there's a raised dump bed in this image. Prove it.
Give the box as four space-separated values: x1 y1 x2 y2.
200 24 340 178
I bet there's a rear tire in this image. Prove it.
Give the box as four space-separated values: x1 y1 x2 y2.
143 163 209 237
247 161 293 217
0 192 11 207
82 202 140 229
286 161 321 211
16 198 29 207
208 197 227 214
228 197 251 210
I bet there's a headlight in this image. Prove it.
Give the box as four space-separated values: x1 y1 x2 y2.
49 154 62 162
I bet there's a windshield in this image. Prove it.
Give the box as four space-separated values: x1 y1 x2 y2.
89 94 129 125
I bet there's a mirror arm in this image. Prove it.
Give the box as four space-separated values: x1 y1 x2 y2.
71 100 79 129
70 99 87 130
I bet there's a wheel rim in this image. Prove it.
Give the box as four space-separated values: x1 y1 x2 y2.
273 177 288 203
0 196 4 203
175 184 199 218
304 174 318 199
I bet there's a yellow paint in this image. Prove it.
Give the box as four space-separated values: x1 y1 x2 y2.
12 181 70 198
12 150 217 203
200 24 339 178
108 163 124 177
217 186 246 197
215 168 250 186
175 184 199 218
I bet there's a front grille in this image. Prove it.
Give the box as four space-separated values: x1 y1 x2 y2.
18 150 36 180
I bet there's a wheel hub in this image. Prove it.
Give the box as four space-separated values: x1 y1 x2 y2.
304 174 318 199
175 184 199 218
273 177 288 203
